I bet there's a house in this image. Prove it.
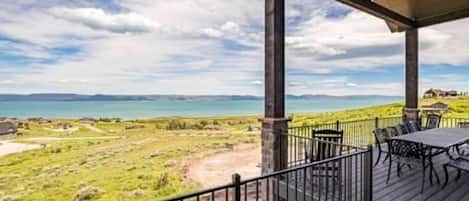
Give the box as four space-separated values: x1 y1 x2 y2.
0 122 17 135
79 117 96 126
422 102 450 114
447 91 459 96
423 88 448 98
55 122 73 130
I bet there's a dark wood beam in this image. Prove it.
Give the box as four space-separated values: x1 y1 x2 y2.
337 0 416 29
262 0 289 179
417 7 469 28
265 0 285 118
404 28 419 121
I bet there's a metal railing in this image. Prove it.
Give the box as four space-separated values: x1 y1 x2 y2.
165 139 373 201
288 116 403 149
165 116 469 201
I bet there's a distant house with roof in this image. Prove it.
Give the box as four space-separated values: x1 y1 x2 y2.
424 89 448 98
0 122 17 135
422 102 450 114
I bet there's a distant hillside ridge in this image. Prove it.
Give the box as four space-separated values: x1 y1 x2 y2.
0 94 402 101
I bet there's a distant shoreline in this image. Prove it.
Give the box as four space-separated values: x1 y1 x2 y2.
0 93 402 102
0 97 403 120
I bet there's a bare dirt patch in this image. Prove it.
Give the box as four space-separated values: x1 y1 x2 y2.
187 143 261 188
0 141 41 157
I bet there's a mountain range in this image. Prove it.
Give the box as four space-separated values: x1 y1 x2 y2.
0 94 402 101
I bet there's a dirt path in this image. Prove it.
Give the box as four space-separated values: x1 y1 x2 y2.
0 141 41 157
18 136 121 143
81 124 105 133
0 136 121 157
187 143 261 188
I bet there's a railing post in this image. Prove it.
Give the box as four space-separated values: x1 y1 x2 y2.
336 120 340 130
374 117 379 129
232 173 241 201
364 145 373 201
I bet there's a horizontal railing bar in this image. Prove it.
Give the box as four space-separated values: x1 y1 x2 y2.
241 149 370 184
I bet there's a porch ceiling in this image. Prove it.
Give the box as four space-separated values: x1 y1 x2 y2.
337 0 469 32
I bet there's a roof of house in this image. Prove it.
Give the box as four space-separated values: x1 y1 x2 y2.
424 88 447 94
337 0 469 32
0 122 17 135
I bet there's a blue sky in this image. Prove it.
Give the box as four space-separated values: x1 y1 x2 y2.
1 0 469 96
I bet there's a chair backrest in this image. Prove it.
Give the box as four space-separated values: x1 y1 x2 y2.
373 128 389 145
395 124 410 135
387 139 425 161
426 114 442 129
458 122 469 128
311 129 344 161
407 121 422 133
386 126 399 137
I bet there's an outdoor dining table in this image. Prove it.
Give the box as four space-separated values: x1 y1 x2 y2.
390 128 469 184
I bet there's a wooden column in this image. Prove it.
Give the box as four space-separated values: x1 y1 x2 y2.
404 28 420 121
262 0 288 177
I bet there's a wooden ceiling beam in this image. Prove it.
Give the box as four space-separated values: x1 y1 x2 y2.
337 0 416 29
417 7 469 27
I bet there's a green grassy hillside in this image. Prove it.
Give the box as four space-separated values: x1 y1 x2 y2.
0 97 467 200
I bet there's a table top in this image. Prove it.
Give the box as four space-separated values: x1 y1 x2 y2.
391 128 469 149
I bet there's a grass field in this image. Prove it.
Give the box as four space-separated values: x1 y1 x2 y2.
0 97 467 201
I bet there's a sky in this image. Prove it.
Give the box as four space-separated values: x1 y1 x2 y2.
1 0 469 96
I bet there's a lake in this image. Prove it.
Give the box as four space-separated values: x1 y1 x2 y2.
0 97 402 119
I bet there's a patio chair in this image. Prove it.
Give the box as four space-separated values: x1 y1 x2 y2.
443 156 469 188
386 126 399 137
407 121 422 133
425 113 442 129
373 128 390 167
386 139 435 193
458 122 469 128
311 129 344 161
305 129 344 186
395 124 410 135
453 122 469 155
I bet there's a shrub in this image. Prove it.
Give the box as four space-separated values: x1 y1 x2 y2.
153 173 169 190
73 186 104 201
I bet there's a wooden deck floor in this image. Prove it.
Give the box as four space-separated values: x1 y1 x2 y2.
279 148 469 201
373 149 469 201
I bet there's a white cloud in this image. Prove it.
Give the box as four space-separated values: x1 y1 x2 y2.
251 80 263 85
201 28 224 38
1 0 469 96
48 7 160 34
221 21 240 34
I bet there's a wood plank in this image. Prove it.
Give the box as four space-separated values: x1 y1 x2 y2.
264 0 285 118
336 0 416 30
405 28 419 120
417 7 469 28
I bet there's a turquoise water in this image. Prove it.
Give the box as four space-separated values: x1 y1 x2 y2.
0 98 402 119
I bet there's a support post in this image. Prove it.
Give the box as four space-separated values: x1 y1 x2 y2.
232 174 241 201
404 28 420 122
364 145 374 201
263 0 288 200
263 0 287 175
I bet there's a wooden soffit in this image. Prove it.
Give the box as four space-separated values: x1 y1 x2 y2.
337 0 469 32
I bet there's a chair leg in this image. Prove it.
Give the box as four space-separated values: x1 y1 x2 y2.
456 169 462 181
397 162 401 177
421 166 426 193
432 166 440 185
374 151 382 167
443 165 449 188
386 158 392 184
383 154 389 164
